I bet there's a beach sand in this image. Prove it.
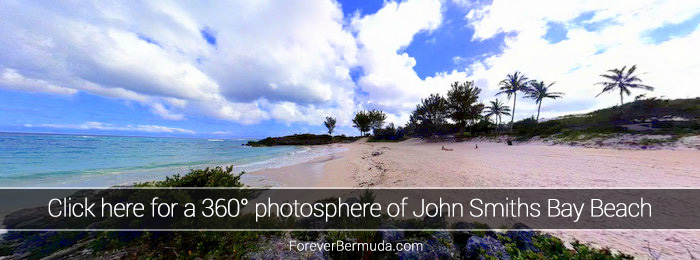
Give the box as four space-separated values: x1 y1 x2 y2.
251 138 700 258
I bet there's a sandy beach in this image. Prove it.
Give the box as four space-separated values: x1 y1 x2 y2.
252 138 700 258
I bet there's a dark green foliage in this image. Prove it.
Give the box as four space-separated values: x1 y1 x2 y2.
246 134 359 146
368 109 387 133
370 123 406 142
483 99 511 133
497 71 531 128
526 81 564 121
91 167 267 259
447 81 484 131
596 64 654 106
406 93 451 136
135 166 244 187
323 116 336 135
352 110 373 136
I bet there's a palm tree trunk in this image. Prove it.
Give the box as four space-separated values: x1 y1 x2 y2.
620 91 624 106
510 93 517 130
497 115 501 133
536 101 542 122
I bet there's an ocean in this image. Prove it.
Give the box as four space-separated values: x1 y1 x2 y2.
0 132 341 187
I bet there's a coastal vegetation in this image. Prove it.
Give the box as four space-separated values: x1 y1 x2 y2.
527 81 564 122
324 116 336 135
1 167 637 259
496 71 531 130
596 65 654 106
246 133 358 146
483 99 510 133
246 65 696 148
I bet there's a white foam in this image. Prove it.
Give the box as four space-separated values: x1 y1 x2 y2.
237 146 347 174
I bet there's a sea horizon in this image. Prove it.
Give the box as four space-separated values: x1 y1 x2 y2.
0 132 342 187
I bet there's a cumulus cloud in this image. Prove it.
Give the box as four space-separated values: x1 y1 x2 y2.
351 0 473 124
462 0 700 120
1 0 698 129
26 121 195 134
0 0 359 125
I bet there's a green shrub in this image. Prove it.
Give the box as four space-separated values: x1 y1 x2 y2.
135 166 245 187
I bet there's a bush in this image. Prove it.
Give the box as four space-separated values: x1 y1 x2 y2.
135 166 245 187
371 123 406 141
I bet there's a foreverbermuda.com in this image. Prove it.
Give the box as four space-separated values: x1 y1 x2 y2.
289 240 424 252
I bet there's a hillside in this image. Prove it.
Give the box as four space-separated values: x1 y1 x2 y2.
512 97 699 138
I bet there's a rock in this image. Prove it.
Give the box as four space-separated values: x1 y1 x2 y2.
506 223 539 252
378 225 404 242
426 231 456 259
396 242 437 259
463 236 510 260
450 222 477 245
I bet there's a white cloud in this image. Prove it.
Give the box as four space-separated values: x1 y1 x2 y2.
0 69 77 95
351 0 474 125
28 121 195 134
150 103 185 120
0 0 359 125
2 0 698 129
462 0 700 121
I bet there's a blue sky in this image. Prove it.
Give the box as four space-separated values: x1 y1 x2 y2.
1 0 699 138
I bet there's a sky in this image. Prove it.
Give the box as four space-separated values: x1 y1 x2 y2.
0 0 699 138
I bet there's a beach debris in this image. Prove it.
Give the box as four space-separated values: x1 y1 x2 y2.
441 145 454 151
371 151 383 156
475 143 478 149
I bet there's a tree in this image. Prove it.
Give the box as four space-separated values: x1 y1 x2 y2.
496 71 530 130
596 65 654 106
526 81 564 121
368 109 387 134
447 81 484 132
483 99 511 133
406 94 449 136
323 116 336 135
352 110 372 136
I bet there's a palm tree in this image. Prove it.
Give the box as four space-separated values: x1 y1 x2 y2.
483 99 511 133
526 81 564 121
496 71 530 130
323 116 336 135
596 65 654 106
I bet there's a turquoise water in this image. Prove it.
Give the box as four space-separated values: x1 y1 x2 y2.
0 133 306 187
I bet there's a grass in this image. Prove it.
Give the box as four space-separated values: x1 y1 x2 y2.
509 98 699 140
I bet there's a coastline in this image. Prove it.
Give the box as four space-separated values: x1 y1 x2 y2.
248 138 700 257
